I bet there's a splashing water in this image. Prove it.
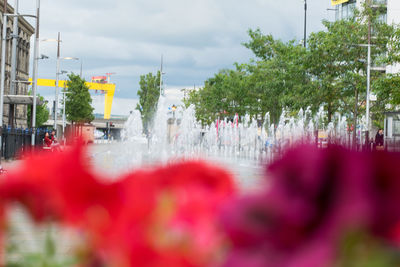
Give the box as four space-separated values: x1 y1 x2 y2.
92 95 364 186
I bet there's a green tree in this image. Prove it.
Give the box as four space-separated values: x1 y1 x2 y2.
136 71 161 133
27 92 49 128
243 31 312 123
185 2 400 134
307 2 400 141
65 73 94 124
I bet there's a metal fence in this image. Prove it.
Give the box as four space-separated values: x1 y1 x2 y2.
1 127 46 160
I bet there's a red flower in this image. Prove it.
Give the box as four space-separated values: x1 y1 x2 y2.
98 162 236 266
0 145 122 229
0 144 236 267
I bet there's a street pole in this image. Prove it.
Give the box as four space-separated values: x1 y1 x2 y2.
304 0 307 48
366 45 371 133
10 0 17 94
31 0 40 146
62 86 66 142
0 9 7 168
54 32 60 131
8 0 17 127
365 0 372 149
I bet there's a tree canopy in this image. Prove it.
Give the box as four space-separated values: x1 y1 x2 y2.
184 3 400 132
136 71 161 133
27 92 49 128
65 73 94 124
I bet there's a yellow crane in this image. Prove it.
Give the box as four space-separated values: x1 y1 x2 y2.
29 78 115 119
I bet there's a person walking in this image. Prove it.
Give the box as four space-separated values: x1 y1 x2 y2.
51 130 61 151
375 129 384 150
44 132 52 148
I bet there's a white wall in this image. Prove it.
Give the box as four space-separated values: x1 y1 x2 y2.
387 0 400 74
387 0 400 25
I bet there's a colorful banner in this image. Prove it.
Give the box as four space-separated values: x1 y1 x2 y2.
331 0 349 6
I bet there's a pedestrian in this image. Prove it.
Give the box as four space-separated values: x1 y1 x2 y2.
375 128 384 150
51 130 57 144
44 132 52 148
51 130 61 151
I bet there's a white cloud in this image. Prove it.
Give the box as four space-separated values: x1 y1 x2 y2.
92 95 137 116
18 0 335 115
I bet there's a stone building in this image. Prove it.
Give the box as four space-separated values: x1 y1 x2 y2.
0 3 34 128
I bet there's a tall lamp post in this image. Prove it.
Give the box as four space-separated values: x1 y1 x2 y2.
42 34 78 131
8 0 18 127
54 56 78 131
58 70 68 142
365 0 372 149
303 0 307 48
31 0 40 146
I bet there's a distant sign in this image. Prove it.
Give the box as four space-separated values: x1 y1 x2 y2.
332 0 349 6
91 76 107 84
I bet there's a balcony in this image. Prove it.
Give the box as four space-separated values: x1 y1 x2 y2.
372 0 387 6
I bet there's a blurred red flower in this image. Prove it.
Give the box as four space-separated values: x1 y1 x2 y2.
0 145 122 229
0 144 236 267
95 161 236 266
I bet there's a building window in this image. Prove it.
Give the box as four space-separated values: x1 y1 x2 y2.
373 0 387 5
376 12 387 24
336 0 357 20
342 0 356 19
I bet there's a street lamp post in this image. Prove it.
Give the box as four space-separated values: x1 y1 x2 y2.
8 0 18 127
365 0 372 150
366 43 371 139
62 88 66 141
43 34 79 131
58 70 68 142
0 11 8 169
31 0 40 146
54 32 61 131
303 0 307 48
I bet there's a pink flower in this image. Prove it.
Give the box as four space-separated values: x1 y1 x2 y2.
220 145 376 267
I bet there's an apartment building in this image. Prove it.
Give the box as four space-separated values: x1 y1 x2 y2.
0 4 34 127
334 0 400 73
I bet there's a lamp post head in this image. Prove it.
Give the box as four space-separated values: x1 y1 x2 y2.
58 70 68 75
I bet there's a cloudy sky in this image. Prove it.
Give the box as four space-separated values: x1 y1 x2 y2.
17 0 335 115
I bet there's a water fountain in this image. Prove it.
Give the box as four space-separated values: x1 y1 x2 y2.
91 94 366 186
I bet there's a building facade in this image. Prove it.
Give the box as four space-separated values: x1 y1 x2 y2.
0 4 34 128
334 0 400 73
335 0 391 23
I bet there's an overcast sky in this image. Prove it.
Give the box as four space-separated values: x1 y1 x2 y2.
17 0 335 115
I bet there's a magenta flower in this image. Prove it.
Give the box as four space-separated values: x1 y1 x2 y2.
220 145 386 267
